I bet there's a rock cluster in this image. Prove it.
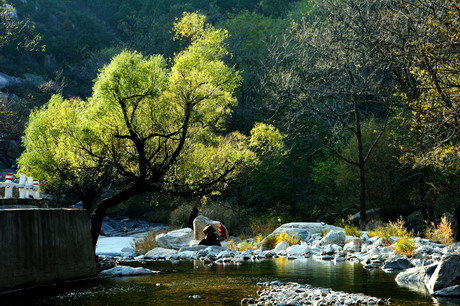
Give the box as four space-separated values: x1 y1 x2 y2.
242 281 390 305
396 254 460 296
110 222 460 299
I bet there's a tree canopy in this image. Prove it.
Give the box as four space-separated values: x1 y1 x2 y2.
18 12 283 248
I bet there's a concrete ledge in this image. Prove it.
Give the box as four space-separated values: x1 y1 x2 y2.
0 209 97 292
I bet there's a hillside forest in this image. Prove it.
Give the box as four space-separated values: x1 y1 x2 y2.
0 0 459 242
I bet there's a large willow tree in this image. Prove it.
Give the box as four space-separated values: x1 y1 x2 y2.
19 13 279 248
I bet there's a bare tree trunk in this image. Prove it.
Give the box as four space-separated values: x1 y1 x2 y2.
186 200 201 229
456 206 460 242
81 187 98 218
418 169 428 222
90 183 146 249
355 100 367 229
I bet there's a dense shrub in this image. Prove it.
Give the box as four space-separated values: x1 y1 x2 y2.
393 237 416 257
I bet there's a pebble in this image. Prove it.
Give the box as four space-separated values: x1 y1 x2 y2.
244 281 391 305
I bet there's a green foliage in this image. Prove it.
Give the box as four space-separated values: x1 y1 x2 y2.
249 122 285 155
0 1 42 50
399 2 460 173
368 218 414 239
332 119 413 218
344 225 361 237
275 232 300 246
18 95 108 199
261 232 300 250
260 234 277 250
19 13 285 247
230 235 264 251
393 237 416 257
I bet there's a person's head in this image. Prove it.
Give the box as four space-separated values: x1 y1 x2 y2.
203 224 215 235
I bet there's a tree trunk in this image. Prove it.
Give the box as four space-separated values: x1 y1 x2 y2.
354 100 367 230
90 183 147 250
418 168 428 222
186 201 200 229
358 162 367 230
81 187 98 218
456 206 460 242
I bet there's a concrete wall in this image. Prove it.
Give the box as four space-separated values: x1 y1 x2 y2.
0 209 97 292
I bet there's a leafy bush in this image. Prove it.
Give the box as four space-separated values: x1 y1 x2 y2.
425 216 454 245
260 234 278 250
276 232 300 246
260 232 300 250
229 235 264 251
334 219 361 237
344 225 361 237
393 237 416 257
368 218 413 238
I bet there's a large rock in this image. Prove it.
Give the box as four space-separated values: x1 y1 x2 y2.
0 73 20 89
99 266 158 277
426 255 460 293
343 239 362 252
432 285 460 296
269 222 344 241
178 245 207 253
145 247 178 259
193 215 221 241
286 244 312 255
395 263 438 284
383 258 413 270
319 230 346 246
155 228 194 249
274 241 289 253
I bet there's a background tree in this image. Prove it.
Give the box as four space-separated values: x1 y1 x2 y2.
263 2 395 228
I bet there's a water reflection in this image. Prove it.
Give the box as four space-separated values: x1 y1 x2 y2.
0 258 457 305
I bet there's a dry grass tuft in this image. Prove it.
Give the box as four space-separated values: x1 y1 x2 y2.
132 230 168 255
425 216 454 245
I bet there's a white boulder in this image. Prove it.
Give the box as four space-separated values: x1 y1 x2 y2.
99 266 159 277
426 255 460 293
320 230 346 246
269 222 344 241
275 241 289 253
395 263 438 284
145 247 178 259
343 239 362 253
155 228 194 249
286 244 312 255
193 215 221 240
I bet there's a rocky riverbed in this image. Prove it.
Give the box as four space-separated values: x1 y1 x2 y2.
242 281 391 305
97 221 460 303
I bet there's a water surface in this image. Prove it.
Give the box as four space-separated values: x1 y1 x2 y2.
1 258 459 305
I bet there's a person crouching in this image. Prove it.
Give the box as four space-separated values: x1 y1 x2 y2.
199 224 221 246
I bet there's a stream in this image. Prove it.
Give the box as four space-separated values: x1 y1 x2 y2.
2 258 459 305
